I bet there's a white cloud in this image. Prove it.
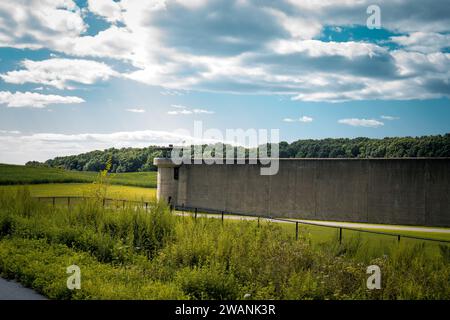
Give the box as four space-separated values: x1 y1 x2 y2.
264 8 322 40
168 110 191 115
87 0 123 23
0 1 449 102
393 51 450 77
171 104 188 109
391 32 450 53
0 0 86 50
174 0 208 10
0 130 20 134
0 58 117 89
125 108 146 113
0 91 85 108
338 118 384 128
270 39 384 58
0 129 219 164
160 90 186 96
59 26 140 62
168 104 214 115
283 116 313 123
292 73 449 102
381 115 400 120
192 109 214 114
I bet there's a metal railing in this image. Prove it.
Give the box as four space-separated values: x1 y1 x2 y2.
34 196 153 210
174 205 450 245
32 196 450 244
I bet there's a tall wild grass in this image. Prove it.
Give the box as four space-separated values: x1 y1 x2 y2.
0 187 449 300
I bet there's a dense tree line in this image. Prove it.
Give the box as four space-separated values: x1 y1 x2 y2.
37 147 163 173
278 134 450 158
27 134 450 172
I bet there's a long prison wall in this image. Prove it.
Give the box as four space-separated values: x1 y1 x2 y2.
155 158 450 227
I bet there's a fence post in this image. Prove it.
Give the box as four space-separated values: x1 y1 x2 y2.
397 235 401 243
295 222 299 241
221 211 224 225
195 208 198 220
145 202 148 211
339 227 342 244
257 217 260 228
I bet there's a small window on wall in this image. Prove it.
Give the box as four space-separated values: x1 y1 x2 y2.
174 167 179 180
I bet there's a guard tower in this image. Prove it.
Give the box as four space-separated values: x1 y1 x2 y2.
153 145 181 206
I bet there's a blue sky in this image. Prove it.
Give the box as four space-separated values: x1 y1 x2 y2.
0 0 449 164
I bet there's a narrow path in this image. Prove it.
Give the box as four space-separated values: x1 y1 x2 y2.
0 277 47 300
293 219 450 234
175 211 450 234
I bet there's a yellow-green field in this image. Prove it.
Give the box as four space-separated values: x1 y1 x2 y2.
0 164 157 188
0 183 156 201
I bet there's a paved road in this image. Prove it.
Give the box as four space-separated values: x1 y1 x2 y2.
175 211 450 234
0 277 47 300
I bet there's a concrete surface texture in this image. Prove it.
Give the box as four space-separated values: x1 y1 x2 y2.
154 158 450 227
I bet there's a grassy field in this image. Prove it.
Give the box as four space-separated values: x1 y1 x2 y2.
0 189 448 300
0 164 157 188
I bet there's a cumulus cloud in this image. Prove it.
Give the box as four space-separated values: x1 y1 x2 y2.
0 0 86 50
0 0 449 102
0 91 85 108
0 58 118 89
87 0 123 23
59 26 139 62
338 118 384 128
393 51 450 77
391 32 450 54
283 116 313 123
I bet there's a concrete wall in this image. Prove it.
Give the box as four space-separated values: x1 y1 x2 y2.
156 159 450 227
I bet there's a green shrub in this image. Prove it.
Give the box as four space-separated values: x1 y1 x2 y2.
175 265 240 300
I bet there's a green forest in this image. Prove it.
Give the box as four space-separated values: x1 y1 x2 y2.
27 134 450 173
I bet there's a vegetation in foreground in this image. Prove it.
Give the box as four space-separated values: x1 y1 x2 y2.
0 164 156 188
0 188 449 300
